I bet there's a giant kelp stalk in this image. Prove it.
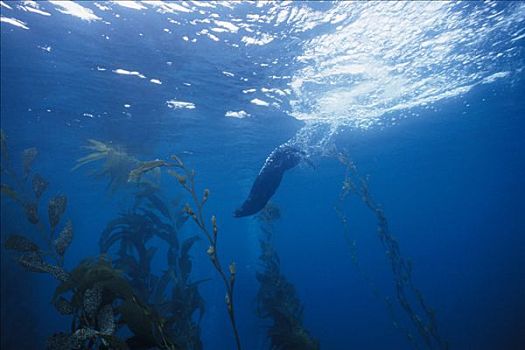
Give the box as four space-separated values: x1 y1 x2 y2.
100 184 205 350
166 155 242 350
255 204 320 350
335 152 448 350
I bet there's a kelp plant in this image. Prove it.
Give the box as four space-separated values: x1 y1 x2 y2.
92 148 242 349
335 151 448 350
99 183 205 350
1 132 181 349
255 204 320 350
74 138 233 349
1 129 71 278
1 131 120 348
49 256 176 349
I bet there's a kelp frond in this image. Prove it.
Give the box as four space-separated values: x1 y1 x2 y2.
4 234 40 253
22 147 38 178
48 195 67 232
32 174 49 199
84 138 113 153
128 159 171 183
72 139 114 170
1 183 21 203
53 220 73 257
72 139 140 193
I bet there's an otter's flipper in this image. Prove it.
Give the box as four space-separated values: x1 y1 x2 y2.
234 144 303 218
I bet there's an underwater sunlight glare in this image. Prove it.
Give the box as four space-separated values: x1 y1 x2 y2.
291 1 525 130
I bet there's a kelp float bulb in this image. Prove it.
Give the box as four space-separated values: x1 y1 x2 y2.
168 169 187 185
207 245 215 257
202 189 210 204
207 246 217 265
229 262 237 284
170 154 184 167
225 294 232 311
184 204 198 221
211 215 218 238
177 175 187 185
229 262 236 276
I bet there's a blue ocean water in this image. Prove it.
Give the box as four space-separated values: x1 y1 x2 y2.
1 1 524 350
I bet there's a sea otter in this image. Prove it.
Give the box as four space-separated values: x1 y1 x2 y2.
234 143 305 217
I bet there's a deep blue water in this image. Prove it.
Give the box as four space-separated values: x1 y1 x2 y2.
1 1 524 350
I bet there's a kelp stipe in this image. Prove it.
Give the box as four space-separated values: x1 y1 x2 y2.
255 204 320 350
167 155 243 350
335 151 448 350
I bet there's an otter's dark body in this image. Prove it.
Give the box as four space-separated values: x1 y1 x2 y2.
234 144 303 217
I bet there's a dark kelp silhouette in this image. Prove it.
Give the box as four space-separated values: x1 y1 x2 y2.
1 130 71 272
1 132 140 349
1 130 66 349
50 256 177 349
74 140 241 349
2 134 212 349
255 204 320 350
234 144 304 218
335 151 448 350
100 185 205 350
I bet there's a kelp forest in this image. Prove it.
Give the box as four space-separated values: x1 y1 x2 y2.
1 130 447 350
